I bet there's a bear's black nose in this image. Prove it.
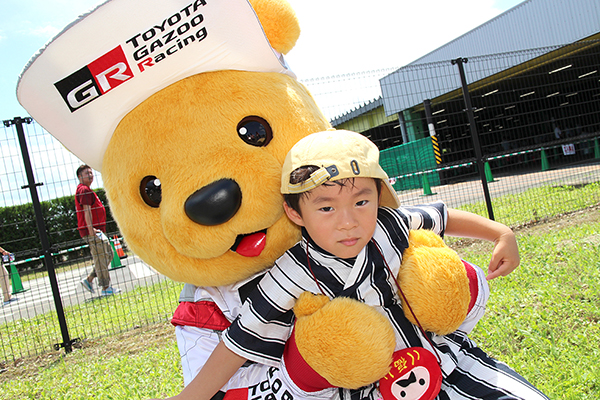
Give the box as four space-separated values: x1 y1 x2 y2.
185 179 242 226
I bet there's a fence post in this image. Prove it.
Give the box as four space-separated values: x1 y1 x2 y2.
3 117 77 354
595 138 600 159
452 58 495 220
423 100 442 165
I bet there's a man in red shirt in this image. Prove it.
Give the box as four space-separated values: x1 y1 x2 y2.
75 165 120 297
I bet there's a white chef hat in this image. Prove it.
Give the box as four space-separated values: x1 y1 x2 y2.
16 0 295 171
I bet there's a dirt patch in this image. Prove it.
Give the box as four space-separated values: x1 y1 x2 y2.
511 204 600 234
450 204 600 252
0 323 175 382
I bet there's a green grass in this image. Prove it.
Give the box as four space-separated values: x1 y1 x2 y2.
1 324 183 399
457 210 600 399
0 277 183 363
459 181 600 227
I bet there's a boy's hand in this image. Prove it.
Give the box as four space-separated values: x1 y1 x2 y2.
487 230 519 280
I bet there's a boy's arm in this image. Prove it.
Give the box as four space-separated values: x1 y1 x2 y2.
154 341 247 400
445 208 519 280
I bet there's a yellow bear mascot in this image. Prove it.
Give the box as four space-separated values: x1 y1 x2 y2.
16 0 488 398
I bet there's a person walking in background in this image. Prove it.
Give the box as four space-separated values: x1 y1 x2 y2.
75 165 120 297
1 245 18 306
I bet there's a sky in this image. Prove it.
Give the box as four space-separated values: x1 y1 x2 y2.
0 0 525 120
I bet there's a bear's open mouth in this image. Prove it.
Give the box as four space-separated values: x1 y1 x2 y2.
230 230 267 257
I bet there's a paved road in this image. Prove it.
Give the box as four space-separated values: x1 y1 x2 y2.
0 255 165 323
397 162 600 209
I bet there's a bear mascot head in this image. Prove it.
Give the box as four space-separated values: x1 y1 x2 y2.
17 0 330 287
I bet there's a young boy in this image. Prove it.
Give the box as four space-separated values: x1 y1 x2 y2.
158 130 547 400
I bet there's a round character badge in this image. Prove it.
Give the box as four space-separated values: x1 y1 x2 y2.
379 348 442 400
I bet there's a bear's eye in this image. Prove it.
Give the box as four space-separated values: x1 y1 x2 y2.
140 176 162 208
237 116 273 147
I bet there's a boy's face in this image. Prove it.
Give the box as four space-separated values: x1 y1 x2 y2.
284 177 379 259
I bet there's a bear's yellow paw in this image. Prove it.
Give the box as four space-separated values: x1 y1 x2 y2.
399 230 470 335
294 293 395 389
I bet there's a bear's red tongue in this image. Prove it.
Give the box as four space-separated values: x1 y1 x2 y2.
236 232 266 257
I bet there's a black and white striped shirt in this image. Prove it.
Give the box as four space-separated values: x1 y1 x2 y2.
222 201 549 399
223 202 447 367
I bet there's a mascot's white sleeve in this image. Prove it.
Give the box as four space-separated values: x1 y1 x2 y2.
176 324 223 387
175 281 249 386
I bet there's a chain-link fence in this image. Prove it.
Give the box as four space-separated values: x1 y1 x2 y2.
1 41 600 364
328 41 600 219
1 119 182 364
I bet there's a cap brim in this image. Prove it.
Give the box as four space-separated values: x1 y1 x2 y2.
380 178 401 209
16 0 294 171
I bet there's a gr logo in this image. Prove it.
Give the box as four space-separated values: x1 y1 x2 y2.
54 46 134 112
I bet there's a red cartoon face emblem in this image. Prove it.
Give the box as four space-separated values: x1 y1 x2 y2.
379 348 442 400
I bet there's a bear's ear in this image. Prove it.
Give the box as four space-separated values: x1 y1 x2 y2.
250 0 300 55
